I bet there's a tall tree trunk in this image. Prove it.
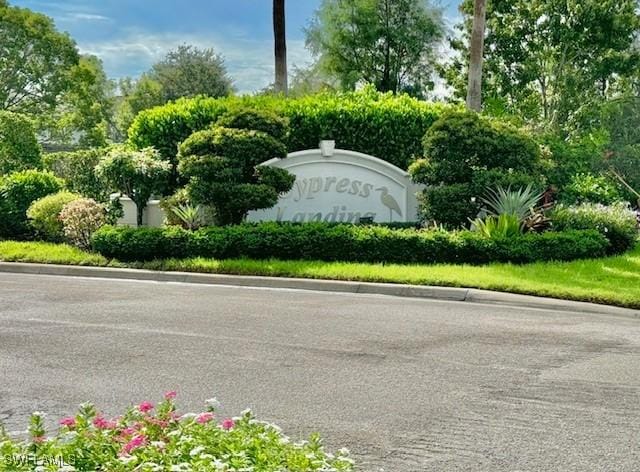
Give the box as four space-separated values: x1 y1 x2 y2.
466 0 487 112
273 0 288 95
136 204 144 227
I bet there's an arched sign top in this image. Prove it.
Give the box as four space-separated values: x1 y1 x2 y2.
248 144 423 224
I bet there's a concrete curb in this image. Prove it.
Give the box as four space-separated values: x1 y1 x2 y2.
1 261 638 318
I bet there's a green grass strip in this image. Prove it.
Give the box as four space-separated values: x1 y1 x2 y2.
1 240 639 309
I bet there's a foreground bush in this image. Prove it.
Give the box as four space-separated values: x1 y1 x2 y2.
550 203 638 254
59 199 107 249
0 393 354 471
0 170 64 239
27 191 81 242
92 223 609 264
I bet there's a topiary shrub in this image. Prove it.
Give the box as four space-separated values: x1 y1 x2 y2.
43 148 110 201
178 109 295 225
27 191 81 242
410 111 543 228
0 170 64 239
549 202 638 254
0 111 42 175
59 198 107 249
215 107 289 142
92 223 609 264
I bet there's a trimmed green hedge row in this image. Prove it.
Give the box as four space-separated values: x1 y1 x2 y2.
91 223 609 264
128 89 454 171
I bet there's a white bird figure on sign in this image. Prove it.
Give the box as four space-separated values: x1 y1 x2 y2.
376 186 402 222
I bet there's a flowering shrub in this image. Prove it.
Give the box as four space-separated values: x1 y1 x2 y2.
59 198 107 250
0 393 355 471
27 191 82 242
550 202 639 254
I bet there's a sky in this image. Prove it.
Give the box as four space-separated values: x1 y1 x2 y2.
11 0 463 93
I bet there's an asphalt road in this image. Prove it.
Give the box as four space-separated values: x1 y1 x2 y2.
1 273 640 471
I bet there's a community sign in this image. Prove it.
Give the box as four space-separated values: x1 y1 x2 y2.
247 142 423 223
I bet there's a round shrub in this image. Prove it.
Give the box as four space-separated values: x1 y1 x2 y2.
418 184 478 228
215 107 289 141
0 110 42 175
0 170 64 238
410 111 543 228
59 198 107 249
421 111 541 183
27 191 81 242
549 203 638 254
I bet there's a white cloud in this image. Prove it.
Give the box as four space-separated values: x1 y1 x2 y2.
79 31 312 93
61 12 111 22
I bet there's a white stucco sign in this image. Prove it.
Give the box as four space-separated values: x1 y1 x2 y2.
247 143 422 223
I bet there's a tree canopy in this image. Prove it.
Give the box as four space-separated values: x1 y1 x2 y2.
444 0 640 128
150 45 234 102
305 0 444 98
0 2 79 114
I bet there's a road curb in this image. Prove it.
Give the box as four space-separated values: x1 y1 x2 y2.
0 261 638 318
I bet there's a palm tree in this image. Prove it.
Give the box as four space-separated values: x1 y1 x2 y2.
466 0 487 111
273 0 288 95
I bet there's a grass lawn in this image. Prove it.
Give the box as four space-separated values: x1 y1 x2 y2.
1 240 639 309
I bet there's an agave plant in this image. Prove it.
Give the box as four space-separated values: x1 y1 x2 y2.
481 185 543 221
171 203 205 230
471 213 522 239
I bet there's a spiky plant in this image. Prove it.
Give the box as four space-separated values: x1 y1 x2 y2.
470 213 522 239
481 185 543 221
171 204 205 231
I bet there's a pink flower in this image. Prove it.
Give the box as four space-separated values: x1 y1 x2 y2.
221 418 235 430
121 434 147 455
138 401 154 413
164 391 177 400
120 426 137 437
196 412 215 424
93 415 117 430
59 417 76 428
32 436 45 444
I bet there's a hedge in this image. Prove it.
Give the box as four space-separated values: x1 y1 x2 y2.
128 89 454 171
91 223 609 264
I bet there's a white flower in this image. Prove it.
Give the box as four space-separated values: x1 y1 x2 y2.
119 455 137 465
170 463 192 472
205 397 221 409
59 431 79 445
189 446 205 457
338 447 351 456
151 440 166 449
58 466 77 472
